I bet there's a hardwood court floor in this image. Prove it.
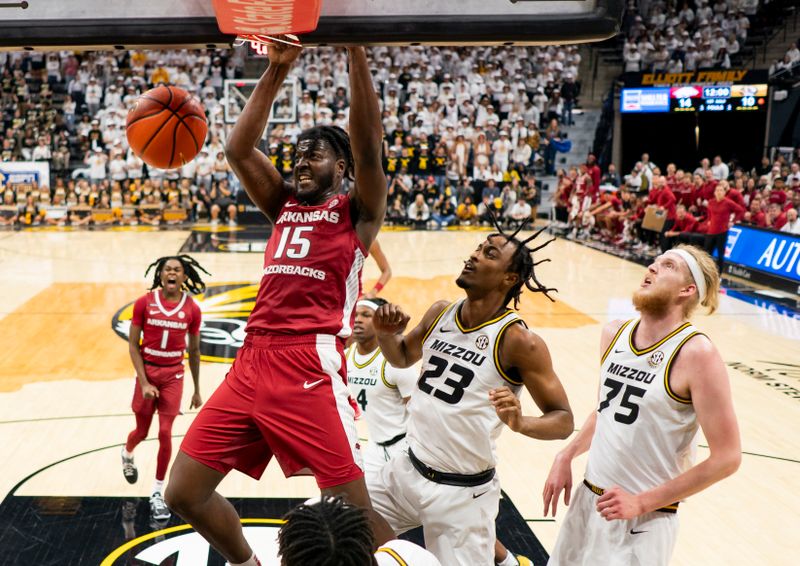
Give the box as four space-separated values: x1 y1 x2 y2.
0 228 798 565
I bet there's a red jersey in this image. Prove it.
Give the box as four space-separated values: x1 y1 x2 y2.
246 193 366 338
672 213 698 233
132 291 202 365
706 197 746 235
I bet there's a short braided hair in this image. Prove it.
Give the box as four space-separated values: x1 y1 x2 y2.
296 125 355 181
278 496 375 566
488 212 557 308
143 255 210 295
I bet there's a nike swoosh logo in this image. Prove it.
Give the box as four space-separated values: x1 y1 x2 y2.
284 202 299 208
629 529 648 535
175 373 183 380
614 349 625 353
149 310 161 315
440 328 453 333
472 491 488 499
303 378 325 390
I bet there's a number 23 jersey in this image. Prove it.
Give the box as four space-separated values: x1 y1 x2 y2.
586 319 701 493
407 300 524 474
246 193 367 338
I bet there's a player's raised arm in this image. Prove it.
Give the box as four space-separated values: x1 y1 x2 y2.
491 325 573 441
374 301 450 368
225 40 301 222
346 47 386 248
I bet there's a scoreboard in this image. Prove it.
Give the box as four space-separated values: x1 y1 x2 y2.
621 84 768 113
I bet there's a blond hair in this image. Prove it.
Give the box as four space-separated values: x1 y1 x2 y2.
674 244 720 316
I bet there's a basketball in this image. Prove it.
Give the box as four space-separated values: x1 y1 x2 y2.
126 85 208 170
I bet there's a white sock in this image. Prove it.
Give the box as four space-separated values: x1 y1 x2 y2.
228 554 259 566
152 480 164 495
122 448 133 459
497 553 520 566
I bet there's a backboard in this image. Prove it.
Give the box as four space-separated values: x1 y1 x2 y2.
0 0 623 50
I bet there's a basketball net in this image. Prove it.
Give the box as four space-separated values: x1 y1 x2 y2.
213 0 322 51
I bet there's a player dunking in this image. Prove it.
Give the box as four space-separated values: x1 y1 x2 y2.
370 221 574 565
121 255 208 520
543 245 741 565
164 42 393 566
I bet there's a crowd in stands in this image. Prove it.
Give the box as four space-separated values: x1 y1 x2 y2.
0 43 582 229
551 151 800 270
621 0 759 72
769 40 800 78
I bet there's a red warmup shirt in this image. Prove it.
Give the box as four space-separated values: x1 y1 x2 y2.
672 213 698 233
749 211 767 227
771 212 788 230
246 193 366 338
727 188 746 209
656 186 677 220
132 291 202 365
671 182 695 208
706 197 746 235
587 164 601 193
698 180 717 202
769 190 787 205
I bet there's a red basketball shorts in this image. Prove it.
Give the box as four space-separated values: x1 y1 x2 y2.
132 362 185 416
180 334 364 489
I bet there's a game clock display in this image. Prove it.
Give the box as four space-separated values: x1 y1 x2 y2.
621 84 768 113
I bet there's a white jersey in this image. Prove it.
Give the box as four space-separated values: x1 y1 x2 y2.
375 539 442 566
346 345 417 444
407 300 524 474
586 318 701 494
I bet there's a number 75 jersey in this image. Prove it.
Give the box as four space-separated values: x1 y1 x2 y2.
586 319 701 494
406 300 525 475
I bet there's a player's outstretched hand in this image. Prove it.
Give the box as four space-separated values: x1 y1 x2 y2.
373 303 411 336
267 36 302 66
542 452 573 517
490 386 523 432
190 391 203 410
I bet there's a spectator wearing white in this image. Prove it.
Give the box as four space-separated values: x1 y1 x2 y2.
195 150 214 189
711 155 729 180
180 154 198 181
492 131 513 173
127 151 144 180
407 193 431 227
46 54 62 83
108 153 128 182
511 137 532 172
104 84 123 109
781 208 800 235
32 138 52 161
86 148 108 182
85 77 103 115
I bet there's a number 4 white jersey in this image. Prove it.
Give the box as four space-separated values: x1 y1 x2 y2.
586 319 702 494
346 346 418 444
407 300 524 474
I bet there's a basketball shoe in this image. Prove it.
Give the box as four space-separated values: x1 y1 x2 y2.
150 491 171 521
121 448 138 484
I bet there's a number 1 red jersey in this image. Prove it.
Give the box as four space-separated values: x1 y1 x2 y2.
132 290 202 365
246 193 366 338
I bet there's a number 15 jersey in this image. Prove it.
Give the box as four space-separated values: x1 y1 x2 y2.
586 319 701 494
407 300 525 474
246 193 367 338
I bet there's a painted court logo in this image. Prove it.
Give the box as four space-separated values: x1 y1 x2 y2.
111 283 258 363
101 520 283 566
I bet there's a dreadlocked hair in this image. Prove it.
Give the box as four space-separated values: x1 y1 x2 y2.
278 496 375 566
487 211 557 308
144 255 211 295
297 125 355 181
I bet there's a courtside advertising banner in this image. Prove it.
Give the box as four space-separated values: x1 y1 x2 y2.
725 224 800 293
0 161 51 190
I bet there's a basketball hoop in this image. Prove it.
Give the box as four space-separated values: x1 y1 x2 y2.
213 0 321 50
234 33 303 56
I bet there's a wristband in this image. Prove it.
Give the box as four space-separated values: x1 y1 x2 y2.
372 282 384 293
